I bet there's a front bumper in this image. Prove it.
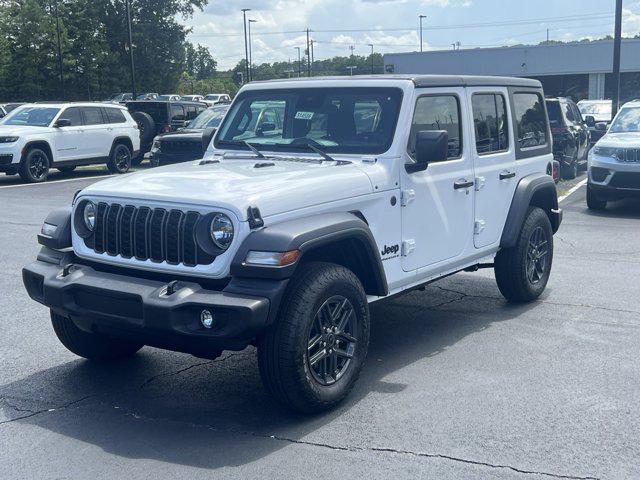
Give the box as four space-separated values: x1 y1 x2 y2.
149 150 203 166
588 154 640 199
23 257 280 357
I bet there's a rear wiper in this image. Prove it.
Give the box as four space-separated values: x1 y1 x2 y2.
244 141 265 159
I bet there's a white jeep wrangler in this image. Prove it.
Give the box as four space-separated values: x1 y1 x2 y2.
23 76 561 412
0 103 140 183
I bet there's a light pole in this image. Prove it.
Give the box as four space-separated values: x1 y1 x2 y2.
294 47 301 77
53 0 64 98
346 65 357 76
612 0 623 116
419 14 426 52
368 43 374 74
241 8 251 84
248 19 257 82
125 0 136 98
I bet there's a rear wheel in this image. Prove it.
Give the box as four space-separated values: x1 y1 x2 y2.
51 312 143 361
495 207 553 303
107 143 132 174
258 262 370 413
586 184 607 210
19 148 50 183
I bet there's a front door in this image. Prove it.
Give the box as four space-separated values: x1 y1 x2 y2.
401 88 475 272
467 88 517 248
52 107 84 163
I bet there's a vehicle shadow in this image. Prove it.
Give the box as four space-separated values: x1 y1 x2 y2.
1 274 540 470
582 198 640 219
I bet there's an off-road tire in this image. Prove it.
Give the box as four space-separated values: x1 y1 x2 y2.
107 143 132 174
51 311 143 361
586 184 607 210
19 147 50 183
561 154 578 180
257 262 370 413
494 207 553 303
131 111 156 145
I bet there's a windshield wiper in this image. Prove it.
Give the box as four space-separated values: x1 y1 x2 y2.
307 144 336 163
244 141 265 159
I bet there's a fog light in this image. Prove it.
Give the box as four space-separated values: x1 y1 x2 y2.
200 309 214 329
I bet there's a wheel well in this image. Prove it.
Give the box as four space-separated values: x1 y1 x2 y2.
300 237 385 296
112 137 133 155
23 141 53 163
530 187 556 227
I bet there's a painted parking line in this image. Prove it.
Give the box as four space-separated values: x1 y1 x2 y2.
0 174 116 190
558 178 588 203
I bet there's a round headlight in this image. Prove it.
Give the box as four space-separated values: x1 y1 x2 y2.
210 213 234 250
83 202 96 231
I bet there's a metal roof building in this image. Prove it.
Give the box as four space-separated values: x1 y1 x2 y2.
383 39 640 102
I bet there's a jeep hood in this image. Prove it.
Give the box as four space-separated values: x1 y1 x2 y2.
80 158 374 221
598 132 640 148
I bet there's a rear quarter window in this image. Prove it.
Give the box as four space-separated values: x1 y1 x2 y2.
105 108 127 123
513 92 548 149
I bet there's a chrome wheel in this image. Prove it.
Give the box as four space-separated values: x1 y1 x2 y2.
526 226 549 285
29 152 48 180
306 295 358 386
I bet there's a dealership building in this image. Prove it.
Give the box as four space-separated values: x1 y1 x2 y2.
383 39 640 102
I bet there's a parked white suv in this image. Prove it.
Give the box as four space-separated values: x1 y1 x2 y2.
0 103 140 183
204 93 231 106
587 100 640 210
23 76 561 412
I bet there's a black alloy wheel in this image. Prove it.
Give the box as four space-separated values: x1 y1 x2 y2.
526 226 549 285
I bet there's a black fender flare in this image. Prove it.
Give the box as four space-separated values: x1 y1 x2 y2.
231 212 388 297
500 173 562 248
38 207 72 250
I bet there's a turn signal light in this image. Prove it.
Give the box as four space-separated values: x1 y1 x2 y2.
245 250 301 267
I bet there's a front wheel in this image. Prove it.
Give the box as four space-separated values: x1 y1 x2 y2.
586 184 607 210
19 148 50 183
51 312 143 361
494 207 553 303
258 262 370 413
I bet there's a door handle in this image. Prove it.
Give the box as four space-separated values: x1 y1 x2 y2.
453 179 474 190
499 171 516 180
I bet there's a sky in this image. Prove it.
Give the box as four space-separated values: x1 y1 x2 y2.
186 0 640 70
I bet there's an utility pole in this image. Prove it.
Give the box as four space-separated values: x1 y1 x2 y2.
306 28 311 77
310 40 315 75
125 0 136 98
248 19 257 82
294 47 301 77
241 8 251 84
546 28 549 42
419 14 426 52
53 0 64 99
368 44 374 74
612 0 623 117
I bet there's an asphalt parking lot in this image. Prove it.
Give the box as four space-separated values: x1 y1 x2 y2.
1 169 638 480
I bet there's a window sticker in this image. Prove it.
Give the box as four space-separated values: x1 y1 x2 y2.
295 111 314 120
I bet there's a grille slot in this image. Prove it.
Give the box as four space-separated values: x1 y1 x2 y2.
617 148 640 163
88 203 210 267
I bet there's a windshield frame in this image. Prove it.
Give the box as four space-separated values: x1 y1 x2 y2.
1 106 61 127
214 87 404 156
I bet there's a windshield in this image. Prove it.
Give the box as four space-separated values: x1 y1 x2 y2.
188 106 228 129
205 95 220 101
609 107 640 133
2 106 60 127
578 102 612 118
215 87 403 155
158 95 176 101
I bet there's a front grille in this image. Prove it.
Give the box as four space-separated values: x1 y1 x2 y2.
88 202 213 266
160 139 202 155
615 148 640 163
609 172 640 189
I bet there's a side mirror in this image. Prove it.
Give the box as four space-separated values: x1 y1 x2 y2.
595 122 607 132
584 115 595 127
406 130 449 173
54 118 71 128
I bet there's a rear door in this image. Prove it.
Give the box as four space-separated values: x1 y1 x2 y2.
401 88 475 272
467 88 517 248
80 106 110 158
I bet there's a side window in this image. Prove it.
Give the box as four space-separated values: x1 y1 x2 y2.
186 105 198 120
513 93 548 149
171 105 185 121
408 95 461 160
60 107 83 127
471 93 509 155
105 108 126 124
82 107 105 126
571 103 583 123
562 102 575 123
